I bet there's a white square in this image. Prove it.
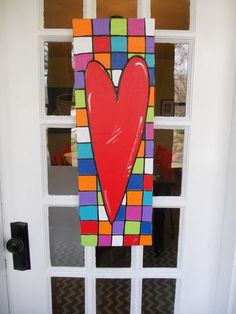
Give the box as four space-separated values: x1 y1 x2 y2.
76 127 90 143
98 206 108 221
145 19 155 36
122 194 126 205
145 158 153 174
112 235 123 246
73 37 93 54
112 70 122 87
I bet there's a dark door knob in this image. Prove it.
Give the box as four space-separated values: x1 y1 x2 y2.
6 238 24 254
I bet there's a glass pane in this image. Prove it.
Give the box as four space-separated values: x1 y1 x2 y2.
142 279 176 313
151 0 190 30
44 42 74 116
154 129 184 196
97 0 137 18
96 247 131 267
49 207 84 267
51 277 85 313
143 208 180 267
44 0 83 29
96 279 131 313
155 43 189 117
47 128 77 195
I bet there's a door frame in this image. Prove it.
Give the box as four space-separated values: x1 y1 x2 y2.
1 0 236 313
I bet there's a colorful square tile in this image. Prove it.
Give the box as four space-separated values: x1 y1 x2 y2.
112 53 128 69
111 36 127 52
74 53 93 71
93 36 110 52
75 90 86 108
127 191 143 205
126 206 142 220
143 175 153 190
128 37 145 53
132 158 144 174
125 221 140 234
80 221 98 234
80 192 97 205
128 19 145 35
141 222 152 234
78 175 97 191
93 19 110 35
128 175 143 190
113 221 124 234
124 235 139 246
99 235 111 246
145 141 154 157
81 235 98 246
98 206 108 221
76 127 90 143
94 53 111 68
142 206 152 222
78 159 96 175
74 71 84 89
73 19 92 36
111 19 127 35
116 205 126 220
73 37 93 54
145 158 153 174
112 235 123 246
76 109 88 127
143 191 153 206
77 143 93 159
99 221 112 234
80 206 98 220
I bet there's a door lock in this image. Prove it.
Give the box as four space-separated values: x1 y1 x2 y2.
6 222 31 271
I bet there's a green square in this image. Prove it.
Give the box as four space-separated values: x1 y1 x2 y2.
125 221 140 234
146 107 154 122
111 19 127 35
132 158 144 174
128 53 145 59
98 192 103 205
75 90 86 108
81 235 97 246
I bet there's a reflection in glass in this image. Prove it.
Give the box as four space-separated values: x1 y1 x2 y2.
155 43 189 117
44 0 83 29
96 279 131 314
142 279 176 313
143 208 180 267
153 129 184 196
51 277 85 313
97 0 137 18
44 42 74 115
49 207 84 267
96 247 131 267
151 0 190 30
47 128 77 195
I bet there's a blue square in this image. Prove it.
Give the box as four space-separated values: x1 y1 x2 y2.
149 68 155 85
146 54 155 68
143 191 152 205
112 53 128 69
141 222 152 234
78 159 96 175
111 37 127 52
128 175 143 190
116 205 126 220
80 206 98 220
77 143 93 159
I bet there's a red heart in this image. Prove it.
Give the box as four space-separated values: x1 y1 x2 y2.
86 57 149 223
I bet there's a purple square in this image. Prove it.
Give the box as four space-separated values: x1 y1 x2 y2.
99 235 111 246
93 19 110 35
128 19 145 35
74 72 84 89
145 123 154 140
113 221 124 234
142 206 152 221
146 37 155 53
145 141 154 157
74 54 93 71
126 206 142 220
80 192 97 205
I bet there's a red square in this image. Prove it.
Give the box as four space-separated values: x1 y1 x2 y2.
124 235 139 246
143 175 153 190
93 36 110 52
80 221 98 234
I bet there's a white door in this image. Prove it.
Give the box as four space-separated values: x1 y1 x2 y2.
0 0 236 313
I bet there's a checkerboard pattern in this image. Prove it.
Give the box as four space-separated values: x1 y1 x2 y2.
73 18 155 246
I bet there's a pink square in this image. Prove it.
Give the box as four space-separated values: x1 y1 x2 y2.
146 123 154 140
128 19 145 35
98 235 111 246
126 206 142 220
74 53 93 71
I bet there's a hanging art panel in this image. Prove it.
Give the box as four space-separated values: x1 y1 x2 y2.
72 18 155 246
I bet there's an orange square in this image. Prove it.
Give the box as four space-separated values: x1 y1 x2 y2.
127 191 143 205
94 53 111 69
78 176 96 191
99 221 112 234
137 141 145 157
149 87 155 106
76 109 88 126
139 235 152 245
128 37 145 53
73 19 92 36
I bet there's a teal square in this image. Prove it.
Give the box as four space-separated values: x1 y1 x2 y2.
77 143 93 159
111 36 127 52
111 19 127 35
146 54 155 67
80 206 98 220
143 191 152 205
